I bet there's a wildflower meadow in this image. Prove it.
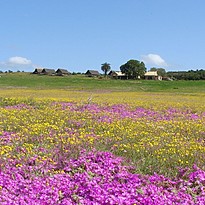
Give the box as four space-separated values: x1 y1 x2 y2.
0 90 205 204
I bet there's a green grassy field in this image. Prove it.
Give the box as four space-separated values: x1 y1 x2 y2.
0 72 205 93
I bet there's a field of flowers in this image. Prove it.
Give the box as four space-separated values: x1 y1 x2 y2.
0 91 205 204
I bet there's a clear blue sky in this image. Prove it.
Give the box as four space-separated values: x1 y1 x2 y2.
1 0 205 72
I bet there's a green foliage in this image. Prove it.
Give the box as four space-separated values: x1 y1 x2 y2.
167 69 205 80
101 62 111 76
150 67 166 77
120 59 146 79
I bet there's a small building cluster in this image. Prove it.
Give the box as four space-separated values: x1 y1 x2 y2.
32 68 71 76
108 70 163 80
32 68 165 80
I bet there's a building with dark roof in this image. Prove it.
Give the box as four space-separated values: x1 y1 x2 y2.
56 68 70 76
42 68 56 75
85 70 100 77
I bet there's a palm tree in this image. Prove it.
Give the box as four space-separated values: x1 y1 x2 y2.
101 62 111 77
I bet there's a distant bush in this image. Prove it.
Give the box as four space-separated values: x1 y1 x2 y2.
167 69 205 80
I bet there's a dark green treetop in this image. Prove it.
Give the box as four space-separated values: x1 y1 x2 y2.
120 59 146 79
101 62 111 76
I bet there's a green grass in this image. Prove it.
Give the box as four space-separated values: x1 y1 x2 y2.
0 72 205 93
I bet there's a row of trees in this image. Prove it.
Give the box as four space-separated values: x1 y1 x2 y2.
167 70 205 80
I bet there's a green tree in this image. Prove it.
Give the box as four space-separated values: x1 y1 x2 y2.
101 62 111 76
150 67 166 77
150 67 157 71
120 59 146 79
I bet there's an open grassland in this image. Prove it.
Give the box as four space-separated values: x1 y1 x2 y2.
0 75 205 204
0 72 205 93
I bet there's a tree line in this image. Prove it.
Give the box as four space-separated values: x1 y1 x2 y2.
101 59 205 80
167 69 205 80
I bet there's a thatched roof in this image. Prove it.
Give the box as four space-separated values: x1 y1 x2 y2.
56 68 70 74
85 70 100 76
42 68 56 74
33 68 43 74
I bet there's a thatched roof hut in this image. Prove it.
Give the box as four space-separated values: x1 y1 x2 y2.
85 70 100 77
32 68 43 74
56 68 70 76
42 68 56 75
108 71 127 79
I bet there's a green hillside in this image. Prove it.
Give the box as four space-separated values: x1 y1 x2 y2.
0 72 205 93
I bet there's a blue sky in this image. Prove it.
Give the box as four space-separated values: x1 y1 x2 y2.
0 0 205 72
